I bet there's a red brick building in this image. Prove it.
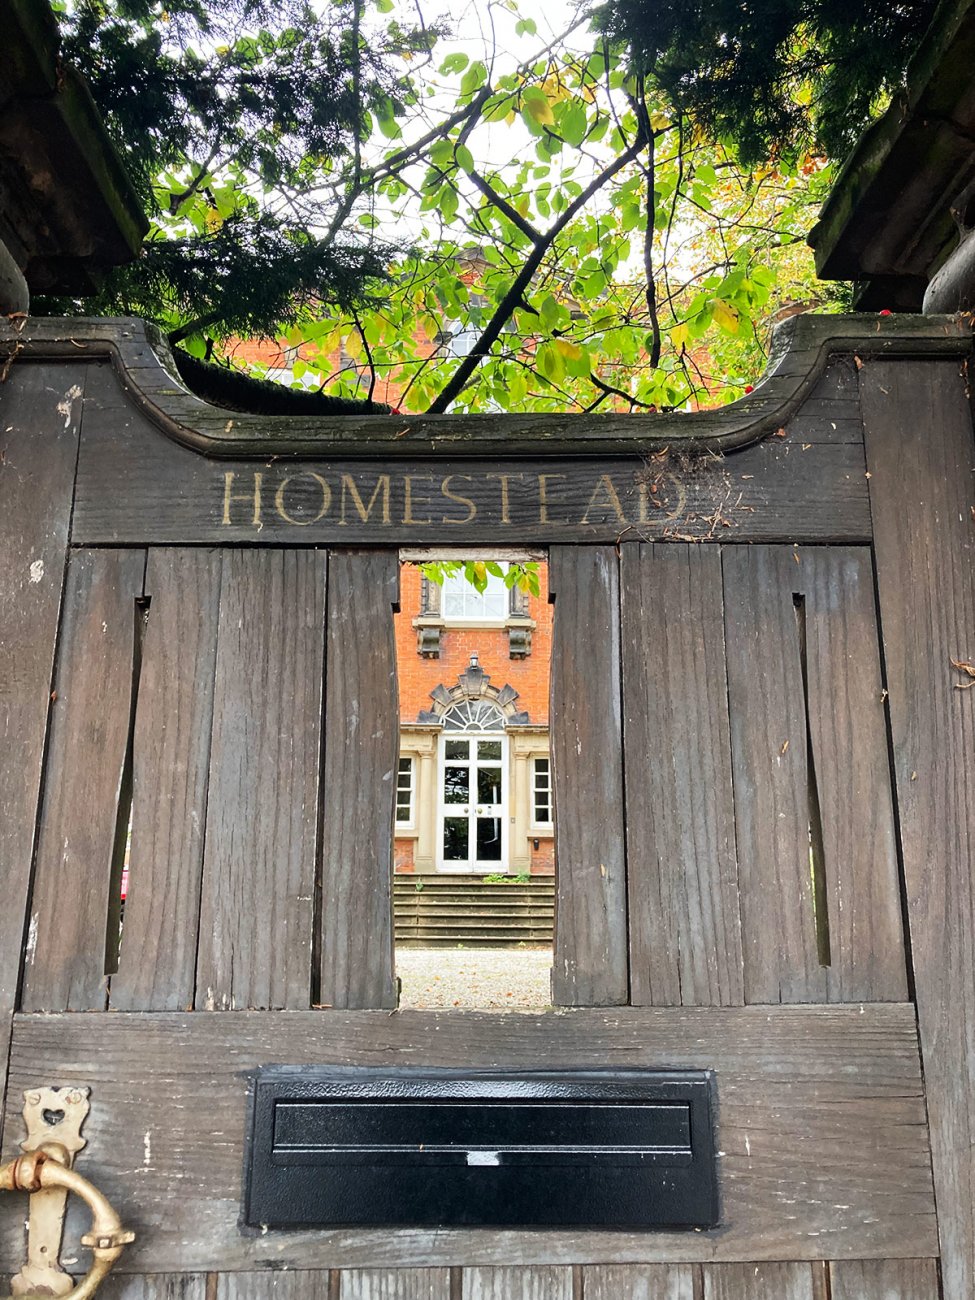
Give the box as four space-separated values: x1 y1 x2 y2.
393 561 554 876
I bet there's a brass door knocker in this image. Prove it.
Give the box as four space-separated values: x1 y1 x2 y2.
1 1088 134 1299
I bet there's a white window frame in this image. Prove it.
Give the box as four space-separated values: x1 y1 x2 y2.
531 754 553 829
440 568 509 624
395 755 416 829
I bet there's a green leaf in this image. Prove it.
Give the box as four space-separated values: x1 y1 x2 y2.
522 85 555 127
439 52 470 75
560 100 588 147
454 144 475 174
539 293 560 327
460 60 488 98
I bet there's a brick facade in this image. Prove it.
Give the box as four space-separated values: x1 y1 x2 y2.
394 561 553 876
394 562 551 725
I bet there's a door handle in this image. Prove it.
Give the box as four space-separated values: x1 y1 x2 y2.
0 1146 134 1299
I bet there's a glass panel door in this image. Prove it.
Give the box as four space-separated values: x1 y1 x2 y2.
438 735 507 871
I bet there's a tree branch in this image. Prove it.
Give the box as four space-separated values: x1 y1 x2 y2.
425 132 647 414
350 306 376 403
468 170 542 243
168 310 224 345
631 78 662 369
590 372 657 411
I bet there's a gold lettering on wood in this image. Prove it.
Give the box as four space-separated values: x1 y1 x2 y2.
485 473 524 525
340 474 391 525
222 471 263 526
581 474 628 526
635 472 687 523
537 474 567 524
403 474 433 525
441 475 477 524
274 472 331 525
216 466 693 532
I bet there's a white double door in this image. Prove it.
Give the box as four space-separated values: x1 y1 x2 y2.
437 732 508 872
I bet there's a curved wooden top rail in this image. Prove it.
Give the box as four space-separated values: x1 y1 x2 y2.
0 313 970 459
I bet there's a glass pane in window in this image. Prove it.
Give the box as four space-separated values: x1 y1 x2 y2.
476 816 503 861
475 816 499 857
477 766 501 804
444 767 469 803
445 739 470 760
441 571 508 620
478 740 502 760
443 818 469 861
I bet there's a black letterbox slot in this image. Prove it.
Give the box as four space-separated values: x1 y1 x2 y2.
244 1066 718 1230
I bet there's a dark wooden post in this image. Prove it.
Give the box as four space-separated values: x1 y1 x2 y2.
319 550 400 1010
863 356 975 1299
548 545 628 1006
0 363 83 1088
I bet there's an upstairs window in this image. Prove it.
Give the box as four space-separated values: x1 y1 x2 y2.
441 569 508 622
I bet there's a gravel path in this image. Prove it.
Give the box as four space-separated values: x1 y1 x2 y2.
397 947 552 1009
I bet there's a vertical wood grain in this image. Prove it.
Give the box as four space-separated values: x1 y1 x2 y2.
338 1269 452 1298
100 1277 207 1299
318 550 399 1010
582 1264 697 1299
548 546 627 1006
461 1267 572 1300
863 357 975 1300
724 545 906 1003
723 545 824 1003
195 549 325 1010
702 1263 816 1300
22 548 145 1012
621 543 743 1005
801 546 907 1001
829 1258 941 1299
214 1274 331 1298
0 362 81 1073
110 549 221 1010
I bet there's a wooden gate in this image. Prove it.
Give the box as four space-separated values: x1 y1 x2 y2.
0 313 973 1299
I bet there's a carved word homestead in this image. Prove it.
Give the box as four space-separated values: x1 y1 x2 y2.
220 467 689 535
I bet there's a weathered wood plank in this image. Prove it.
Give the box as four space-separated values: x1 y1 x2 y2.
214 1274 331 1299
319 550 398 1010
10 312 965 458
462 1268 572 1300
71 363 873 546
862 357 975 1300
801 547 907 1001
702 1264 816 1299
338 1270 452 1299
110 549 221 1011
196 549 325 1010
21 548 146 1012
829 1259 941 1299
723 545 907 1002
0 361 81 1090
0 1004 936 1271
621 544 743 1006
723 545 825 1003
100 1277 207 1299
549 547 627 1006
783 358 863 443
582 1265 697 1299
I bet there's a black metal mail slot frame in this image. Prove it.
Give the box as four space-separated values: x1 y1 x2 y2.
243 1065 718 1230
